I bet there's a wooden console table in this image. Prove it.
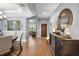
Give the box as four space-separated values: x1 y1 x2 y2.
49 33 79 56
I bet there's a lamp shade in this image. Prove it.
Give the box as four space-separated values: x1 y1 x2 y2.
3 15 7 19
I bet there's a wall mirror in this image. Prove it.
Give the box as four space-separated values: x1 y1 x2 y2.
57 8 73 33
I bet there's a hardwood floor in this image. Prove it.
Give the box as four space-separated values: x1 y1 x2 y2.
20 36 52 56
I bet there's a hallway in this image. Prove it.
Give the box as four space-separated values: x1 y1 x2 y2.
20 36 52 56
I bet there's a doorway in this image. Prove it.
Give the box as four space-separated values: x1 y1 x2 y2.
41 24 47 37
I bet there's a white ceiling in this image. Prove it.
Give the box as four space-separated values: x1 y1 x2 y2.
0 3 60 18
0 3 34 18
27 3 60 18
0 3 20 11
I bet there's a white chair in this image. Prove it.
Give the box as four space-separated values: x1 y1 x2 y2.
0 36 12 56
8 33 23 56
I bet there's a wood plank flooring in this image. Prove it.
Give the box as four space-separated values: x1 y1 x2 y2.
20 36 52 56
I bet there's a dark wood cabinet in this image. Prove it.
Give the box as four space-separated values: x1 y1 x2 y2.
49 34 55 55
49 33 79 56
61 40 79 56
29 31 36 37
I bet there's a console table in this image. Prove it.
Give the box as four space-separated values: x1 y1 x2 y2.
49 33 79 56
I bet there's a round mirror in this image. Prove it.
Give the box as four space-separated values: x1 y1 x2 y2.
57 8 73 33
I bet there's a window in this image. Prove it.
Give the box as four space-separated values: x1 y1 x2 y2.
7 20 20 31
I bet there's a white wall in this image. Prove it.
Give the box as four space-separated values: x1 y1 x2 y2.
50 3 79 39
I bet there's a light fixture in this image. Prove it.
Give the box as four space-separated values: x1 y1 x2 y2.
0 15 7 19
0 10 7 20
53 28 56 32
0 11 3 14
64 27 70 35
3 15 7 19
43 11 47 15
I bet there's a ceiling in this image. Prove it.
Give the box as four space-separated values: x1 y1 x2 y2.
0 3 20 11
0 3 60 18
27 3 60 18
0 3 33 18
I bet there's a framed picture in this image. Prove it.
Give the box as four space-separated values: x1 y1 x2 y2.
7 20 20 31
